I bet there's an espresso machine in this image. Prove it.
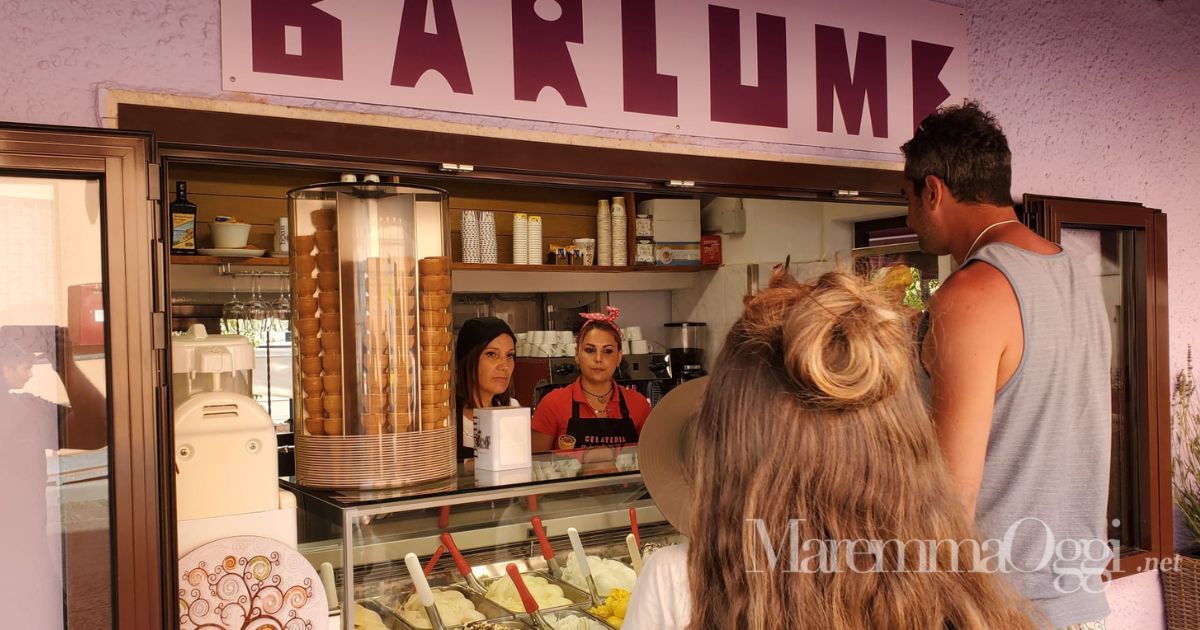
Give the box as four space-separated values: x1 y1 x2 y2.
665 322 708 385
616 353 672 406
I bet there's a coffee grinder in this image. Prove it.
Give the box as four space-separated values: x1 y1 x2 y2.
664 322 708 385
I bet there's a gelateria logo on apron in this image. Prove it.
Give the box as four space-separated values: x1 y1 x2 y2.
573 434 630 446
220 0 967 155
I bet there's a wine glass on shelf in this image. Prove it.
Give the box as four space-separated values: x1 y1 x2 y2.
222 275 246 335
272 274 291 333
246 273 271 336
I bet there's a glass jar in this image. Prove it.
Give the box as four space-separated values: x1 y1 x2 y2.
289 181 454 489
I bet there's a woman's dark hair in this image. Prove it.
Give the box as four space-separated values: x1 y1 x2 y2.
455 336 514 411
901 101 1014 207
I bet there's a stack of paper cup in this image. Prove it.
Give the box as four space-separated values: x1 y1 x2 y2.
462 210 481 263
480 211 498 264
513 213 529 265
597 199 612 266
611 196 628 266
527 215 543 265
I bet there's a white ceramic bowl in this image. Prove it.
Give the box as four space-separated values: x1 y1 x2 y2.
211 222 251 248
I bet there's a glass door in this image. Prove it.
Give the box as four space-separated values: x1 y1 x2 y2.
0 127 170 628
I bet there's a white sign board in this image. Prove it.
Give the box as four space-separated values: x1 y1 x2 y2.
221 0 967 154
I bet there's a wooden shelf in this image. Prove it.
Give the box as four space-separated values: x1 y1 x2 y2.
452 263 720 293
451 263 719 273
171 255 288 266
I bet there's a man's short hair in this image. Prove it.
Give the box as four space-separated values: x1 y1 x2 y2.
901 101 1014 206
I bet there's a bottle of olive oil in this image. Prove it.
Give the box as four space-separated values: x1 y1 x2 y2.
170 181 198 255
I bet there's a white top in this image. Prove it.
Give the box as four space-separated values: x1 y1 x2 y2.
461 397 521 448
624 543 692 630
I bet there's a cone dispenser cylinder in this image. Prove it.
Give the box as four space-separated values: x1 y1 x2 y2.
289 182 455 489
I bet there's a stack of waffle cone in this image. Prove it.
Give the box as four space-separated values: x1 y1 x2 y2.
418 256 452 431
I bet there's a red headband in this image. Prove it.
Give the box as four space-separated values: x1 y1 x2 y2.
579 306 622 340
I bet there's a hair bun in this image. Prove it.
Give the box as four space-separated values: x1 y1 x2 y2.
776 272 914 407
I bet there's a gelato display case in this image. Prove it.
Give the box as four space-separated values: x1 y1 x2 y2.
285 445 680 629
289 181 455 490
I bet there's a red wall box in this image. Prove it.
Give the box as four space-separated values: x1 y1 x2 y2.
701 235 722 265
68 283 105 347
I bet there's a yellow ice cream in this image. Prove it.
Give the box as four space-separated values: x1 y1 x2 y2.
398 589 486 629
484 574 572 611
588 587 631 629
351 604 389 630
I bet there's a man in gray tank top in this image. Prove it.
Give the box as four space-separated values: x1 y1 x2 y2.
901 102 1112 629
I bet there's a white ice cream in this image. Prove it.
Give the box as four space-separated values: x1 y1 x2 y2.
560 552 637 598
548 612 609 630
398 589 486 629
485 574 572 611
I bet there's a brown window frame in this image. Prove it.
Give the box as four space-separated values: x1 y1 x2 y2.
0 125 172 628
1023 194 1172 578
853 215 915 248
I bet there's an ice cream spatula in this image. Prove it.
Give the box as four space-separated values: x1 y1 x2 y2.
440 532 486 595
531 516 562 577
505 563 553 630
567 527 601 606
405 552 447 630
626 533 643 575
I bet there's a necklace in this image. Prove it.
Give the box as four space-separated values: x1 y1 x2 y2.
964 219 1020 260
581 382 614 414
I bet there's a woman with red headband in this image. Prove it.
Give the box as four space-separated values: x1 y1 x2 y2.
531 307 651 452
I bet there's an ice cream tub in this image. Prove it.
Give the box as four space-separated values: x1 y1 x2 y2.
377 585 514 630
540 609 614 630
355 599 406 629
479 570 591 615
557 552 637 600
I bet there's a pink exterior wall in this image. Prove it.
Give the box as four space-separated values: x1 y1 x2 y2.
3 1 1196 626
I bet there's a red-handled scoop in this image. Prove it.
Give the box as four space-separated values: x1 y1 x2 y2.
531 517 562 577
438 505 451 529
423 545 445 577
505 563 551 630
440 532 485 594
628 506 641 547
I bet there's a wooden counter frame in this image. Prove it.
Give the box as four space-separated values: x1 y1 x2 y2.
117 105 1172 586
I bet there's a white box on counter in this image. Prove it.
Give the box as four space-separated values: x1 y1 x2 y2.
474 406 533 471
655 242 702 266
639 199 701 243
475 467 534 486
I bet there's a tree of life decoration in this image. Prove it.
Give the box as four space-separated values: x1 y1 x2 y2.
178 536 327 630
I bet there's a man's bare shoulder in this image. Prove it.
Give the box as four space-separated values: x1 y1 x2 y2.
926 261 1019 357
928 262 1014 320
